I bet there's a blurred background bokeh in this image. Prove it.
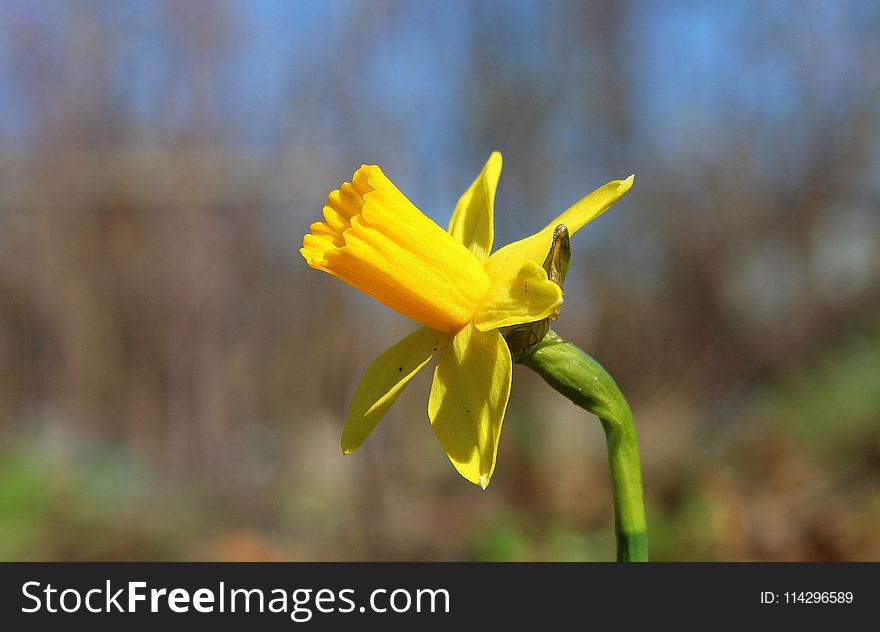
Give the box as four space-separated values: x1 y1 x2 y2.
1 0 878 561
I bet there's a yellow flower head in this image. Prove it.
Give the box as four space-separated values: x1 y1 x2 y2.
301 152 633 489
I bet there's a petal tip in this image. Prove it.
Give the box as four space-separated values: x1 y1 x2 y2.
479 474 489 490
341 435 359 455
618 174 635 194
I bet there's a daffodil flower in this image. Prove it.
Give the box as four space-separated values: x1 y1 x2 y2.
301 152 632 489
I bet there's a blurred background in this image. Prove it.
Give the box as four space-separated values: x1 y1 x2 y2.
1 0 878 561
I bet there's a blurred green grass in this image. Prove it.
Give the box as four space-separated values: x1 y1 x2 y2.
1 321 876 561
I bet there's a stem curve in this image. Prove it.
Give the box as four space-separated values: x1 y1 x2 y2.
518 330 648 562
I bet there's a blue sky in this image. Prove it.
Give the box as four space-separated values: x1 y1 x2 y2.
1 0 876 229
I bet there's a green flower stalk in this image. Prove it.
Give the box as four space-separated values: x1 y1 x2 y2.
519 333 648 561
506 224 648 562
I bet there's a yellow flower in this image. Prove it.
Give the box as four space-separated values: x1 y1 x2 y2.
301 152 633 489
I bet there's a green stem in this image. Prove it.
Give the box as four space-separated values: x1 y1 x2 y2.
518 331 648 562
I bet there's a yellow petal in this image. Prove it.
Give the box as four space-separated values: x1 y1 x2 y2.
301 165 491 334
343 327 449 455
447 151 502 261
484 175 634 285
427 322 512 489
473 259 563 331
